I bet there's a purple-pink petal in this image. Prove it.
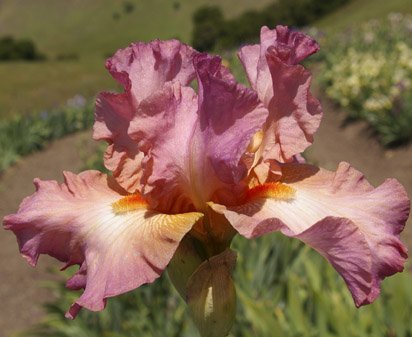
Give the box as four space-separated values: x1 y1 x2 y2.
94 39 197 193
127 54 268 211
210 162 409 307
106 39 197 103
238 25 322 164
3 170 202 317
194 53 268 185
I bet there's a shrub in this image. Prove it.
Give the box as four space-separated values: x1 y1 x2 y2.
0 97 93 173
123 1 134 14
112 12 120 21
319 14 412 146
191 6 225 51
191 0 350 51
173 1 181 11
0 36 45 61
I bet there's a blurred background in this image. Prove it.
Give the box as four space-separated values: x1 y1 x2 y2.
0 0 412 336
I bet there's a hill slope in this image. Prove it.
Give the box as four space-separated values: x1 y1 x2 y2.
315 0 412 32
1 0 412 117
0 0 273 117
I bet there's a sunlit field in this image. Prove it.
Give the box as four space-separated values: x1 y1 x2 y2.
0 0 273 117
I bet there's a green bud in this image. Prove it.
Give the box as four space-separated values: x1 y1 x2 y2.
168 235 205 298
186 249 237 337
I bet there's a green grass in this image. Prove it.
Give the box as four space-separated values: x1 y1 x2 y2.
0 0 272 117
0 101 94 172
0 0 273 56
0 58 113 118
315 0 412 32
24 233 412 337
1 0 412 118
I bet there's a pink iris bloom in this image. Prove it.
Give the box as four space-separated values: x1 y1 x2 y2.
3 26 410 321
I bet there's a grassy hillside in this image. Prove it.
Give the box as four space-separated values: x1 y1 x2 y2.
0 0 272 117
1 0 412 118
315 0 412 32
0 0 274 57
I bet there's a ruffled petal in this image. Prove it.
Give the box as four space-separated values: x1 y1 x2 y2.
94 92 143 192
128 54 268 211
3 171 203 317
238 25 322 164
263 25 320 65
195 54 268 185
106 39 196 103
94 40 197 192
210 162 409 307
128 82 201 211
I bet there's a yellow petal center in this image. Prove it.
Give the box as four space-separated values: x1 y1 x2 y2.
246 182 295 201
112 194 148 214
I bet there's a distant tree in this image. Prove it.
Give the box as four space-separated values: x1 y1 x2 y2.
173 1 181 11
0 36 45 61
192 6 224 51
15 39 36 60
191 0 350 51
123 1 134 14
112 11 120 21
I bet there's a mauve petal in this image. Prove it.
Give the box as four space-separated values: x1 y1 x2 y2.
107 39 196 103
94 40 197 192
237 44 260 89
129 82 202 211
263 25 319 65
263 55 322 161
195 53 268 185
128 55 268 211
238 25 322 166
210 162 409 307
3 170 202 317
94 92 143 192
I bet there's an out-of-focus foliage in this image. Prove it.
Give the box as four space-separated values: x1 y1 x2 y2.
319 13 412 146
192 6 225 52
0 36 45 61
0 96 93 172
24 231 412 337
191 0 349 51
0 0 273 117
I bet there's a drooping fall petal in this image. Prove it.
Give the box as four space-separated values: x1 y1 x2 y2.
3 170 202 318
93 40 197 192
210 162 409 307
128 54 268 211
238 25 322 165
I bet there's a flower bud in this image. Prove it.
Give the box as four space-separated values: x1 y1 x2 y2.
168 235 205 298
186 249 237 337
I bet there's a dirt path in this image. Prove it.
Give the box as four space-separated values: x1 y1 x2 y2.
0 106 411 336
0 130 98 337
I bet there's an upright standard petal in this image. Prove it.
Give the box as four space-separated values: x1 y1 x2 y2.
106 39 196 103
3 171 202 318
94 40 197 192
195 54 268 185
128 55 268 212
238 26 322 164
94 91 144 192
210 162 409 307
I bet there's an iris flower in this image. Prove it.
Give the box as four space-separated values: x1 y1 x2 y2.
3 26 409 334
